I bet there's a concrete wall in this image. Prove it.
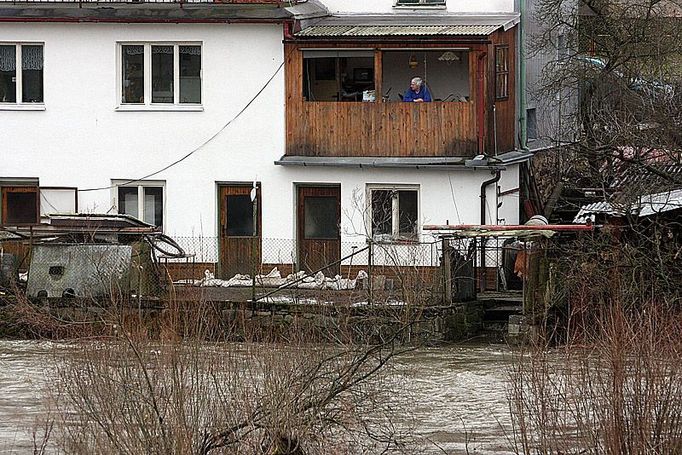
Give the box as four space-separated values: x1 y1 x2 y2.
2 22 521 264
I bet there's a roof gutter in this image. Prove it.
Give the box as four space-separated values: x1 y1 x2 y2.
0 16 290 24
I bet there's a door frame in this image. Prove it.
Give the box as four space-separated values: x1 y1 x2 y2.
295 183 341 275
216 182 262 279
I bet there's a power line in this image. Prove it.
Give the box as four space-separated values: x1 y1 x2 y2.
79 61 285 193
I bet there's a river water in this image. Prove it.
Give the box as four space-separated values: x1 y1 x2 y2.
0 341 517 454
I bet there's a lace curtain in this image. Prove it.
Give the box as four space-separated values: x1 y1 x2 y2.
0 45 43 72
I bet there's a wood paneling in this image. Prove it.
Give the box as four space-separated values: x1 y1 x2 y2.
287 101 477 157
488 27 517 154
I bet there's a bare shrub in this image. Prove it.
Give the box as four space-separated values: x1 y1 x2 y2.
509 233 682 454
48 295 413 454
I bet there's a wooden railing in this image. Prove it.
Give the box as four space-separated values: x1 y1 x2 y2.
286 101 477 158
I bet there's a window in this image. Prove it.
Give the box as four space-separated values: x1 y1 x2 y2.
304 197 339 239
369 187 419 241
527 108 537 140
1 186 39 225
0 44 44 105
120 43 201 107
114 181 164 228
495 45 509 100
226 194 257 236
395 0 446 6
303 50 375 101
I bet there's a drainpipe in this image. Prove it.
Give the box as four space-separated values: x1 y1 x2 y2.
518 0 529 152
480 170 501 291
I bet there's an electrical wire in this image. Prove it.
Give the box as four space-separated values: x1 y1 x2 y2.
79 60 285 193
447 173 462 224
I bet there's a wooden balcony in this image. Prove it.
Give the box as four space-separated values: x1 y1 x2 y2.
286 100 477 157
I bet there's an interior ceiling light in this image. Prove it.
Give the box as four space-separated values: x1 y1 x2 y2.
438 51 461 64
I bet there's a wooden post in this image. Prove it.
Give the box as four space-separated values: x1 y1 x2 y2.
367 240 373 305
251 189 258 311
374 49 383 101
442 237 452 304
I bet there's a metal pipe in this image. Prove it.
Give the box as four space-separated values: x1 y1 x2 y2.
424 224 595 231
479 171 501 291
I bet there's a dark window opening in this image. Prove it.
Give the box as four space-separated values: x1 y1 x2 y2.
143 186 163 228
2 187 39 225
226 194 257 237
152 45 174 104
0 45 16 103
118 187 139 219
122 45 144 104
398 190 418 237
527 108 538 140
180 45 201 104
304 196 339 239
371 190 393 236
303 51 375 101
22 45 43 103
495 45 509 100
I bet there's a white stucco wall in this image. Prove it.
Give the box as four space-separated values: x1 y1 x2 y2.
318 0 515 14
2 22 521 265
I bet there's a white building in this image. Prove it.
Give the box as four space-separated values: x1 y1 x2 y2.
1 0 533 278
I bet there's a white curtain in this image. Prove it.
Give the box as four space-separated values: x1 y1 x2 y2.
0 46 15 72
22 46 43 71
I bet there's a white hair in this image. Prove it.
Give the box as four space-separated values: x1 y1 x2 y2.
411 77 423 87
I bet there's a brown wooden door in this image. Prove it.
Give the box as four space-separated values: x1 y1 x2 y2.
297 185 341 276
219 184 261 279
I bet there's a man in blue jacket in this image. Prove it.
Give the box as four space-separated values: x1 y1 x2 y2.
403 77 432 102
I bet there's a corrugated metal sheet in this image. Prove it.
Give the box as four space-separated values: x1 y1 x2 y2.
297 24 501 37
573 201 619 223
573 188 682 222
638 188 682 217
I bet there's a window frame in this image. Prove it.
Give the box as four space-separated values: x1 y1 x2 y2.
367 185 420 242
1 185 40 226
116 42 203 112
112 180 166 229
527 107 538 141
394 0 446 7
494 45 510 100
0 42 45 111
302 49 375 102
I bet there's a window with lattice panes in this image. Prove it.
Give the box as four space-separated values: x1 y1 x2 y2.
495 45 509 100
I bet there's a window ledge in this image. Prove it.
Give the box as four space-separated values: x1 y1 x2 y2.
0 104 46 111
116 104 204 112
393 5 447 9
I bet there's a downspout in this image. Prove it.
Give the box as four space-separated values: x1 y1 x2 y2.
518 0 529 151
480 170 501 291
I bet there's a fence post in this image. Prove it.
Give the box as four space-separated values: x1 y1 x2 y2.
442 237 452 304
367 239 373 305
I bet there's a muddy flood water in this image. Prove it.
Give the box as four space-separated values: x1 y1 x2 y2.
0 341 517 454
